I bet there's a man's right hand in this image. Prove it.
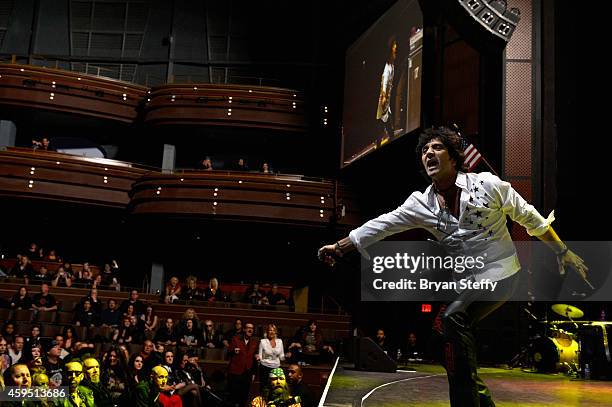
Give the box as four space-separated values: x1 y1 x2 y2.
317 244 340 266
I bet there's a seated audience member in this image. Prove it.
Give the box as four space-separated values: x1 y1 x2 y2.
43 340 65 388
1 322 16 344
30 265 52 284
266 283 287 306
154 318 178 347
223 318 243 347
101 261 121 290
9 335 25 365
51 265 73 287
181 277 203 302
25 242 43 260
120 289 146 316
75 299 99 327
204 277 225 302
10 255 34 281
179 319 201 347
129 314 145 344
142 305 159 340
73 263 94 288
82 356 115 407
101 346 128 399
126 353 145 390
25 325 42 352
287 320 334 364
0 336 12 374
164 350 202 407
184 351 206 387
10 286 32 309
23 341 43 369
202 319 223 348
46 249 61 262
244 283 265 304
287 363 315 407
32 137 55 151
261 162 272 174
179 308 202 332
64 359 95 407
82 287 103 314
232 157 249 171
4 363 32 389
63 326 78 351
53 334 71 359
251 367 301 407
32 283 58 313
140 340 163 376
164 276 183 304
101 299 121 327
92 274 104 290
132 365 182 406
113 318 134 344
374 328 393 355
196 156 214 170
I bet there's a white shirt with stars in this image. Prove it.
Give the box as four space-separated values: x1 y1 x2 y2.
349 172 554 282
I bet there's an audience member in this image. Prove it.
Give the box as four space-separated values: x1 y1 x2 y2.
82 356 115 407
202 319 222 348
113 317 134 344
101 346 128 399
266 284 287 306
197 156 214 170
287 363 315 407
262 162 272 174
227 321 259 407
53 334 71 359
166 350 202 407
9 255 34 281
30 265 52 284
164 276 183 304
101 299 121 327
75 299 99 327
179 308 202 332
374 328 393 355
251 367 301 407
223 318 243 348
64 359 95 407
244 283 265 304
0 336 12 374
256 323 285 391
127 353 145 389
8 335 24 364
9 286 32 310
142 305 159 340
25 325 42 352
51 265 73 287
1 322 15 344
204 277 225 302
63 326 78 351
287 320 334 364
120 289 146 316
179 319 201 348
181 277 203 302
43 339 65 388
32 283 58 313
154 318 178 347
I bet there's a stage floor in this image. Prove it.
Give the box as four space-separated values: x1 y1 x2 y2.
321 363 612 407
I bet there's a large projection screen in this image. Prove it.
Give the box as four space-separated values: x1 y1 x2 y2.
341 0 424 167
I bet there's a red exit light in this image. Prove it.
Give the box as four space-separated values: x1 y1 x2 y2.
422 304 432 313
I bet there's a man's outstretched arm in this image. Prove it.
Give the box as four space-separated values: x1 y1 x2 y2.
536 226 589 281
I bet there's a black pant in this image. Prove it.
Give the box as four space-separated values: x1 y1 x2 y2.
441 273 519 407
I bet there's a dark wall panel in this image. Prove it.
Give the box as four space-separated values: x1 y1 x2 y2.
140 0 171 60
0 0 34 54
172 0 207 62
35 0 70 56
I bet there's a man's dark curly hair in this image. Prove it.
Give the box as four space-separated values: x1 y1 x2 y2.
416 126 467 178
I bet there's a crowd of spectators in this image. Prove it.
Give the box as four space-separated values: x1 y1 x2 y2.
0 281 330 406
195 156 274 174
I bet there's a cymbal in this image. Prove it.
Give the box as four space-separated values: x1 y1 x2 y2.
551 304 584 319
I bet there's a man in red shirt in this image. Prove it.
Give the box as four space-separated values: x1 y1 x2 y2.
227 322 259 407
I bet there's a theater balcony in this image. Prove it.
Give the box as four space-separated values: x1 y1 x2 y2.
142 84 307 132
0 147 152 208
129 170 360 228
0 64 147 123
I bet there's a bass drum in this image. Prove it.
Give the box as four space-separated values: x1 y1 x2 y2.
532 336 579 372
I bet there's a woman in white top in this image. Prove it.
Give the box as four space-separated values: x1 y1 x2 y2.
256 324 285 391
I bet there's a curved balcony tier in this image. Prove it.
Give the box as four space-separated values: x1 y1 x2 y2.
0 64 147 123
142 84 307 132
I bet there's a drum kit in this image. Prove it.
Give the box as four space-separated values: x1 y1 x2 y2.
510 304 612 379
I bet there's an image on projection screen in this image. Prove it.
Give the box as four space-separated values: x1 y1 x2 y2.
341 0 423 167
